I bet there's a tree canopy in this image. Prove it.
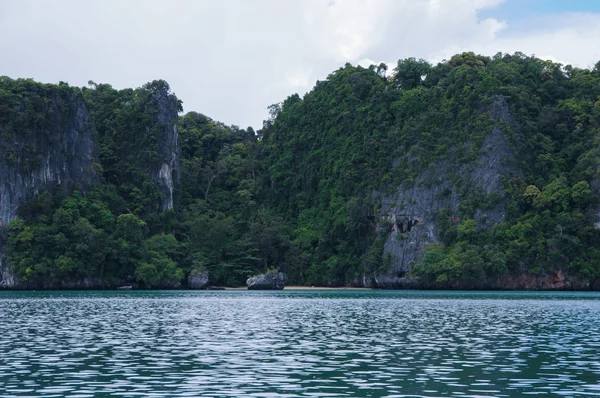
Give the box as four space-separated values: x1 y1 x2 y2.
3 51 600 288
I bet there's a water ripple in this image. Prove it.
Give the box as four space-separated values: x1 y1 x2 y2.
1 290 600 397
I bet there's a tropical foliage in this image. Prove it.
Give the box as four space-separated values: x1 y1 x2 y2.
3 51 600 287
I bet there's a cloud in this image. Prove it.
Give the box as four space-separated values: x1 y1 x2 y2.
0 1 598 129
482 13 600 68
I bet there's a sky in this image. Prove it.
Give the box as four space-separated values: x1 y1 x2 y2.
1 0 599 129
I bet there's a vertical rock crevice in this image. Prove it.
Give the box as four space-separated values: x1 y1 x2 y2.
150 89 181 212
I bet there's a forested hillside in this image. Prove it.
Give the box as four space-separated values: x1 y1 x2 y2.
2 52 600 289
262 52 600 287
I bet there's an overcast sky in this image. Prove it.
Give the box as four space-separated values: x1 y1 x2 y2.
1 0 600 129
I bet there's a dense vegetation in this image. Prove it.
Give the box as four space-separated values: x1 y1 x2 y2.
3 80 186 287
174 111 291 286
262 52 600 285
2 51 600 288
1 79 290 287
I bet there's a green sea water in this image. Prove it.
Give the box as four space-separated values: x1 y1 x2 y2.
1 290 600 397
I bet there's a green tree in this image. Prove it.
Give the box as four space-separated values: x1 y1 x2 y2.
392 58 431 90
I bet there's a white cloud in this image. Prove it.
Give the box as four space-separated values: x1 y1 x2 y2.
0 1 598 128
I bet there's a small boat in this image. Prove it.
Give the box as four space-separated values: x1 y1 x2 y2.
117 285 133 290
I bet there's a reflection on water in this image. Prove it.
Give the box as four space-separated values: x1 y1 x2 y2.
1 290 600 397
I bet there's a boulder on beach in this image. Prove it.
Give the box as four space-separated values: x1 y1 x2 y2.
188 270 210 289
246 272 287 290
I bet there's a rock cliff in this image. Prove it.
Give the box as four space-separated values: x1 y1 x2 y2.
362 97 520 288
149 89 181 212
0 93 99 225
0 80 181 289
0 85 99 288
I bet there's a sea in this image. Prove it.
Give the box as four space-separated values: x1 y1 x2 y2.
1 290 599 397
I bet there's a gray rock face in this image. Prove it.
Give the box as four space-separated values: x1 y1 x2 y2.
372 164 460 288
0 84 182 289
363 96 520 288
471 126 511 229
247 272 288 290
188 270 210 289
0 99 99 226
0 256 18 289
150 90 180 212
0 271 109 290
0 94 99 289
471 96 519 229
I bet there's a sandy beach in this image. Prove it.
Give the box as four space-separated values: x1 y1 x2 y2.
224 286 373 291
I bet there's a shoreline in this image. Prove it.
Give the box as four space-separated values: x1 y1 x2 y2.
1 286 600 292
224 286 373 291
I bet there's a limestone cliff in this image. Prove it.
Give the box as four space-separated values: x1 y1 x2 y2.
0 98 98 224
0 85 99 288
361 97 521 288
149 88 181 212
0 80 181 289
